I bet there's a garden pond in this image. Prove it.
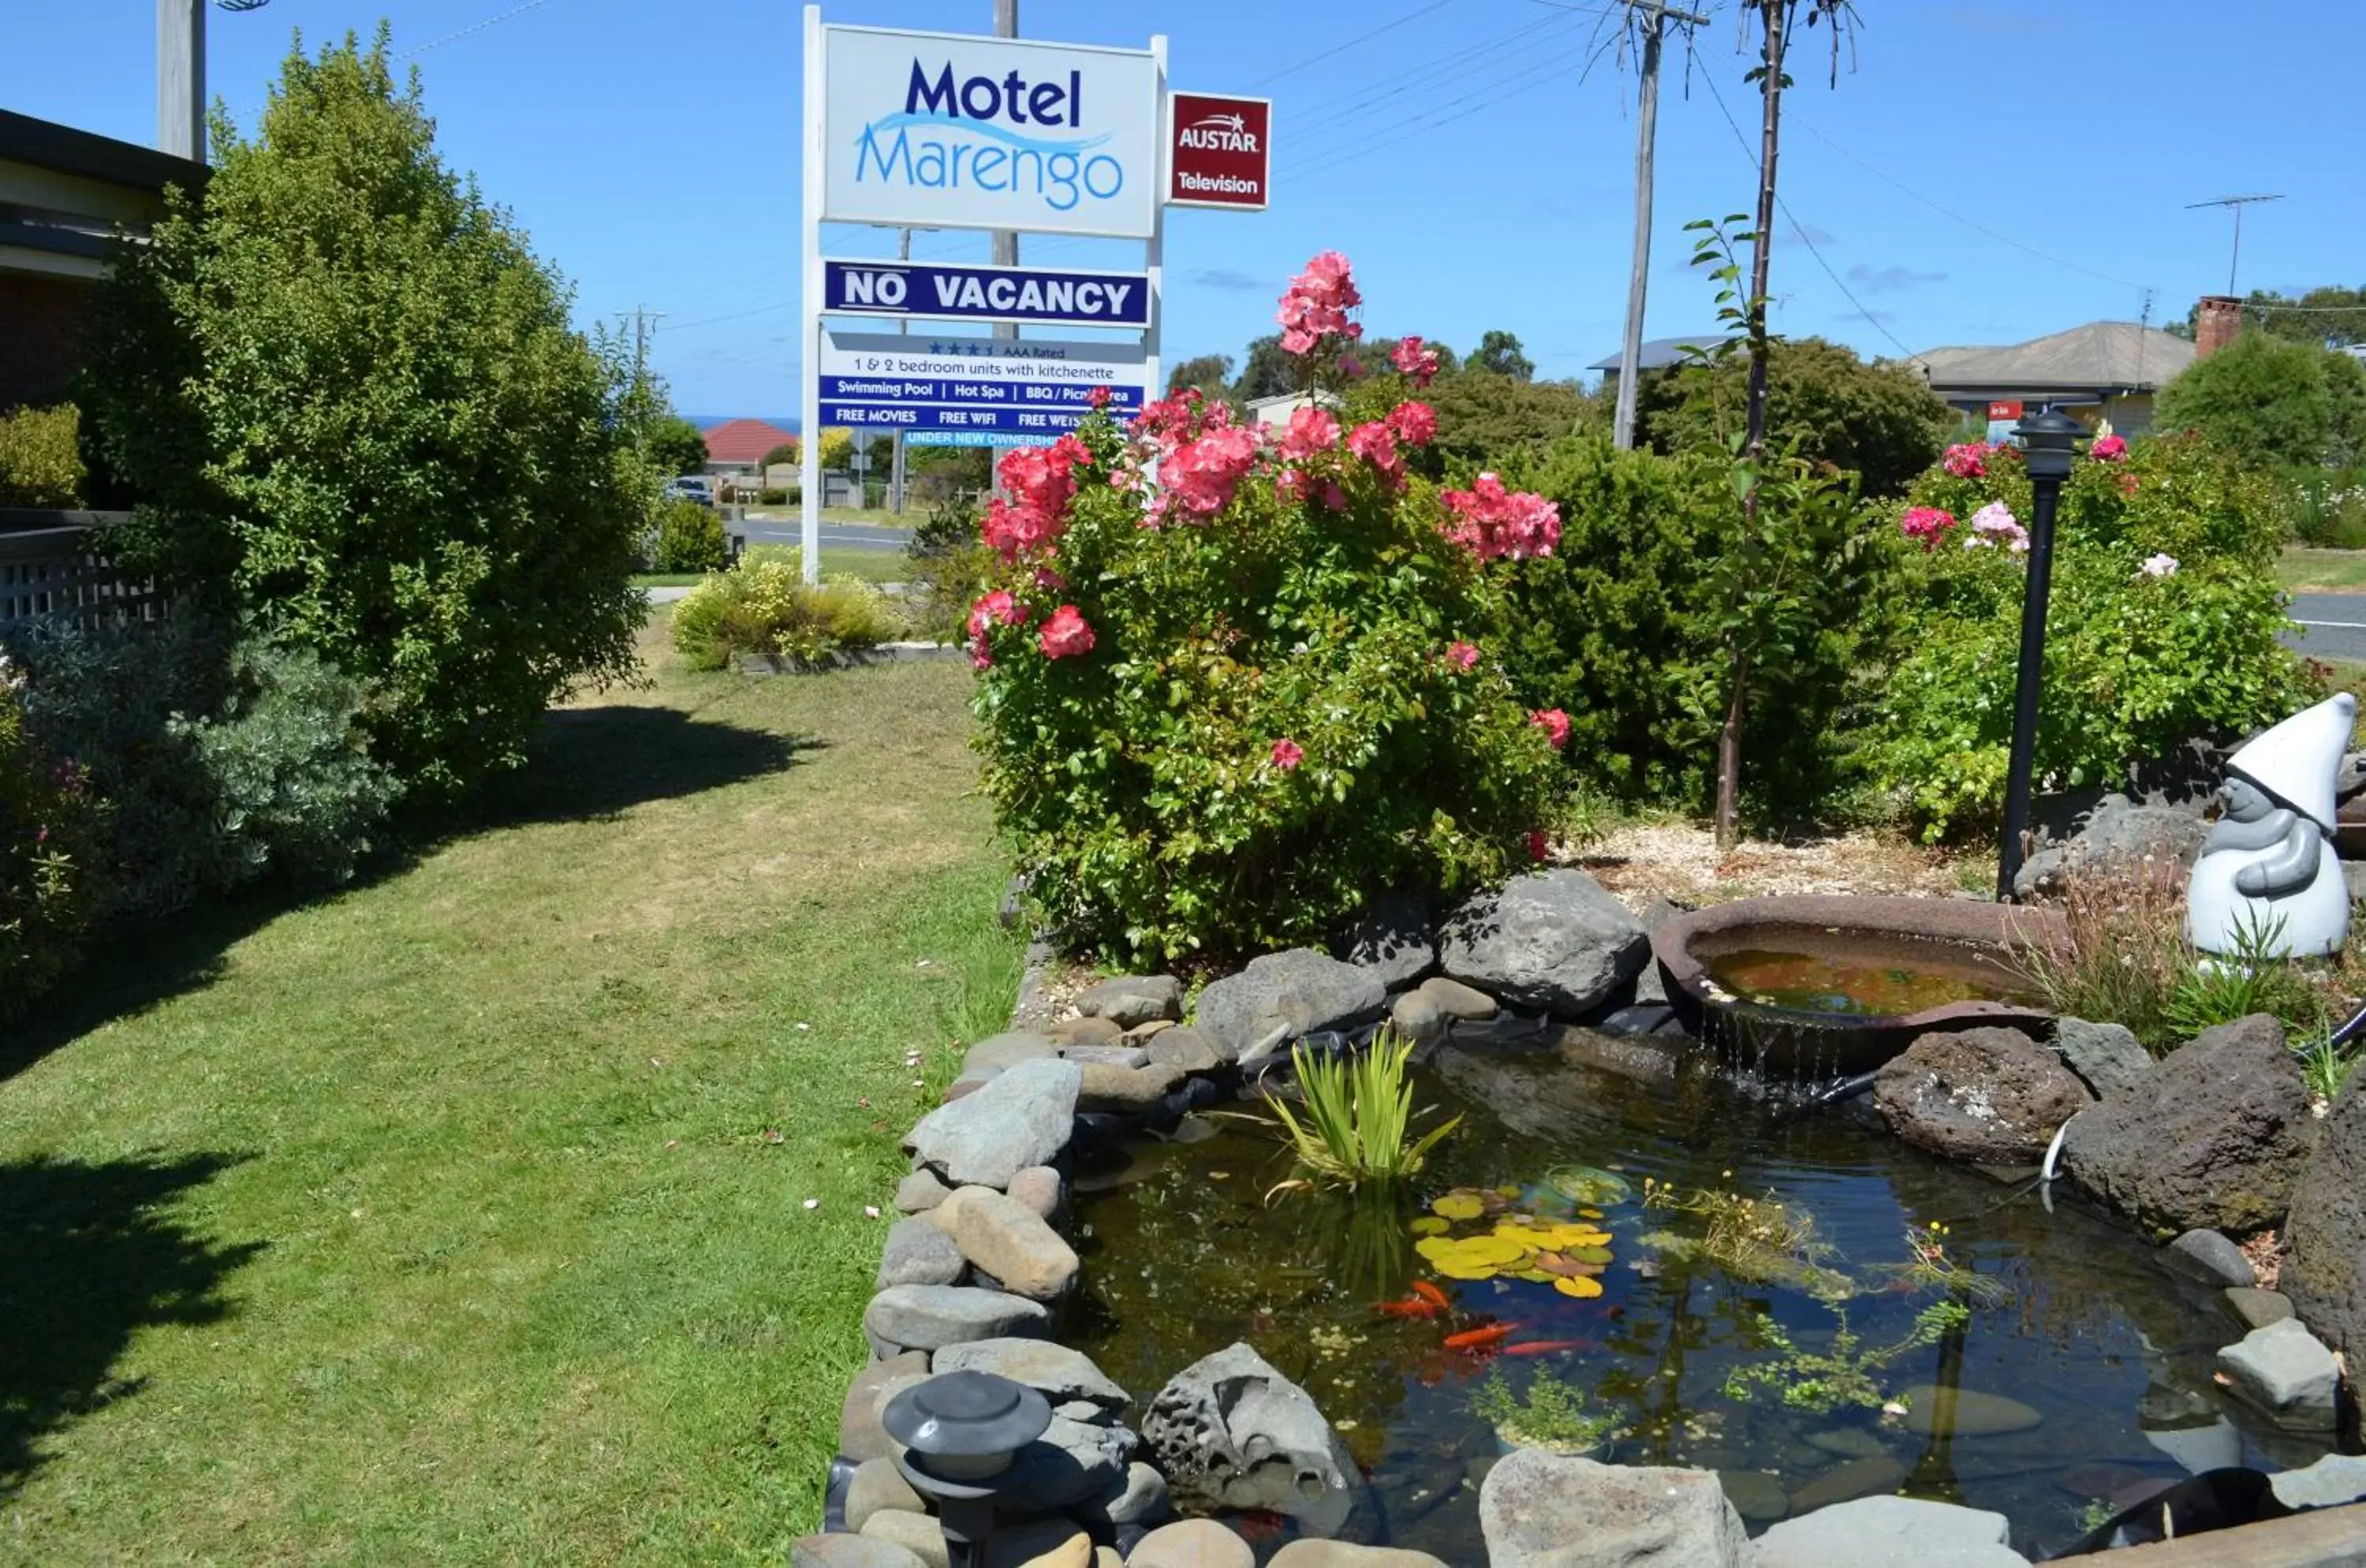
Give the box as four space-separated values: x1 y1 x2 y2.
1068 1034 2330 1562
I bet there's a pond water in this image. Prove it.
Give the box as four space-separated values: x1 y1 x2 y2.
1697 928 2039 1017
1069 1035 2326 1564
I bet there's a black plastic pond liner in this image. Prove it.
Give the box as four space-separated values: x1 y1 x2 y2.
2041 1468 2292 1558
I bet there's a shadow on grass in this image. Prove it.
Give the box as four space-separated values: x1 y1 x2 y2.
4 704 806 1082
0 1151 263 1503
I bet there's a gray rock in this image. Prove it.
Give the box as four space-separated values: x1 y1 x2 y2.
1058 1044 1150 1070
845 1455 925 1531
1004 1413 1136 1510
1194 949 1388 1063
1144 1025 1231 1073
2269 1452 2366 1510
1074 975 1182 1029
862 1286 1049 1354
2162 1229 2256 1288
906 1058 1081 1189
1872 1027 2093 1165
1438 870 1650 1018
1416 975 1498 1020
1477 1450 1750 1568
1804 1427 1891 1461
932 1185 1079 1301
1128 1521 1253 1568
894 1168 953 1214
1335 893 1437 990
1082 1459 1170 1528
1005 1166 1064 1222
1388 987 1447 1049
860 1510 949 1568
794 1533 929 1568
2284 1064 2366 1357
2227 1286 2297 1329
2216 1318 2340 1432
1269 1545 1447 1568
1755 1495 2027 1567
1786 1455 1908 1512
1049 1016 1126 1047
1629 898 1684 1007
2062 1015 2319 1236
965 1031 1059 1072
2051 1017 2155 1100
876 1219 967 1290
1140 1342 1357 1527
840 1350 930 1463
2014 795 2207 900
2144 1416 2242 1474
942 1072 996 1103
931 1338 1128 1413
1895 1387 2042 1435
1077 1061 1183 1114
1716 1469 1789 1522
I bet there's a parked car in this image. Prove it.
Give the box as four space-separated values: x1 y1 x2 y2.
662 476 715 508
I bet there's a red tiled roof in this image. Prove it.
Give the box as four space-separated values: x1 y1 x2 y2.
703 418 796 465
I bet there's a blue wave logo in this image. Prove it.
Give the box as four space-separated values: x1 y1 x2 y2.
856 111 1110 157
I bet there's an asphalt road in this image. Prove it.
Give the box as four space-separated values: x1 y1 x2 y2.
2287 592 2366 664
736 518 912 553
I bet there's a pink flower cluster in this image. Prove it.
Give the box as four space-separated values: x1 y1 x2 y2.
1439 473 1562 562
965 588 1029 667
1942 442 1989 479
1391 335 1440 388
1038 604 1095 659
981 434 1090 560
1346 420 1401 483
1278 405 1340 464
1277 251 1362 356
1386 400 1436 446
2091 433 2128 461
1446 640 1480 672
1163 424 1261 519
1270 737 1304 771
1899 506 1955 549
1529 709 1572 750
1965 500 2029 552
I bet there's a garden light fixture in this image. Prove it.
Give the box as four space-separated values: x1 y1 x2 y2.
1996 408 2088 902
881 1370 1051 1568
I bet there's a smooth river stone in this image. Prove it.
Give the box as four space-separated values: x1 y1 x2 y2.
863 1284 1047 1353
1895 1385 2043 1436
1786 1455 1908 1512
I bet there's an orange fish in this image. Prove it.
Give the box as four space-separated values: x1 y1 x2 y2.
1411 1280 1450 1309
1377 1296 1444 1320
1502 1338 1589 1357
1444 1322 1519 1351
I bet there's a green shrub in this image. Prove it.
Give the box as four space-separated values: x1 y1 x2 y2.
2155 333 2366 469
905 492 995 644
669 552 898 671
1494 432 1896 821
0 404 86 507
759 487 789 506
79 32 642 800
651 498 726 573
970 255 1563 963
2286 466 2366 547
1874 431 2312 840
1636 336 1954 498
0 657 103 1015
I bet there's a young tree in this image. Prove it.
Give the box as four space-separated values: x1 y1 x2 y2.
1636 336 1951 497
80 31 643 797
760 440 800 468
645 413 711 476
1468 330 1536 381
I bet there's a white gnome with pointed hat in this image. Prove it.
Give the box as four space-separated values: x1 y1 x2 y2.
2185 692 2356 958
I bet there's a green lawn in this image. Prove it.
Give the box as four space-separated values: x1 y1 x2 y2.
0 623 1016 1565
2278 546 2366 592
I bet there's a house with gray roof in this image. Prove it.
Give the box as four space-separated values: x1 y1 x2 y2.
1904 321 2195 436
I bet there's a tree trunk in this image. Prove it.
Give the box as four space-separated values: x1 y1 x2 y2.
1716 645 1748 848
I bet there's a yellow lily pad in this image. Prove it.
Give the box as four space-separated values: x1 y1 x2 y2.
1552 1275 1605 1299
1497 1185 1521 1198
1415 1237 1461 1262
1451 1235 1532 1266
1431 1193 1486 1221
1435 1260 1498 1280
1564 1245 1614 1265
1409 1216 1450 1236
1579 1208 1604 1219
1517 1269 1554 1284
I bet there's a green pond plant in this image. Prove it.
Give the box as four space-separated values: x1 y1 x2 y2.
1721 1300 1971 1414
1264 1029 1462 1197
1472 1367 1621 1454
1873 1221 2006 1308
1640 1175 1854 1301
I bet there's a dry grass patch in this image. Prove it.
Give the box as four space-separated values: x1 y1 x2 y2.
1575 820 1974 907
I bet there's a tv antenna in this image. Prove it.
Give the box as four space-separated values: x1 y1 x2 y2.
2185 193 2282 296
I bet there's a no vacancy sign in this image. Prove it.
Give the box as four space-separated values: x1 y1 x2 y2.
1168 91 1271 210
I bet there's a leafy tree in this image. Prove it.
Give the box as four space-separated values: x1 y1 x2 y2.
645 413 709 476
1166 353 1234 398
818 427 855 469
1422 369 1596 469
1231 334 1297 401
1468 330 1535 381
759 440 800 468
2179 286 2366 349
2155 331 2366 469
80 31 642 798
1635 335 1952 497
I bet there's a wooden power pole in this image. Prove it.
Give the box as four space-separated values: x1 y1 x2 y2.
1613 0 1707 452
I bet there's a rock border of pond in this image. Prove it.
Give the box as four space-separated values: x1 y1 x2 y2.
796 868 2366 1568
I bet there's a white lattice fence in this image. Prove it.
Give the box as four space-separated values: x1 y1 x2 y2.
0 514 160 633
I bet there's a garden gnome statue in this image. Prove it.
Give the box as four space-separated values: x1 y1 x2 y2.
2185 692 2357 958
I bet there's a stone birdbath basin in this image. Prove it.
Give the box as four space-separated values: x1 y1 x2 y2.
1653 894 2067 1077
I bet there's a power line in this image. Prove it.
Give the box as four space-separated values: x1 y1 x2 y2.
1685 36 1918 358
1246 0 1457 88
1286 38 1602 182
397 0 559 58
1285 12 1581 144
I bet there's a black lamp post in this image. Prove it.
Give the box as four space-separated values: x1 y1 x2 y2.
881 1370 1051 1568
1995 409 2089 902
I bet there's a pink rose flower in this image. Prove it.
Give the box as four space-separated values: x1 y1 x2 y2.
1527 829 1550 862
1899 506 1955 549
1271 737 1305 771
966 589 1024 640
1440 472 1562 561
1446 640 1480 671
1391 335 1440 388
1276 250 1364 356
1345 420 1400 479
1319 481 1347 513
1942 442 1987 479
1278 405 1341 464
2091 433 2128 461
1968 500 2029 552
1164 424 1260 518
1038 604 1095 659
1087 386 1112 409
1386 400 1437 447
1529 708 1572 750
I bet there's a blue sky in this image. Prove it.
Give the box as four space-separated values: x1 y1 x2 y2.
8 0 2364 416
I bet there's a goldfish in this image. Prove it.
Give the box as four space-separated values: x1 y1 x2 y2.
1377 1296 1444 1320
1444 1322 1520 1351
1411 1280 1450 1309
1502 1338 1590 1357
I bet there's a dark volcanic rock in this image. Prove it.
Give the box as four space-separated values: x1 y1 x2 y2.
1193 948 1387 1065
1437 870 1648 1018
1872 1027 2093 1165
2284 1066 2366 1357
2061 1014 2318 1236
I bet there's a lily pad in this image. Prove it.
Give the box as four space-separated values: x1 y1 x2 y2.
1415 1237 1461 1263
1563 1245 1614 1265
1409 1216 1450 1236
1552 1275 1605 1299
1435 1260 1497 1281
1547 1165 1633 1207
1431 1193 1486 1221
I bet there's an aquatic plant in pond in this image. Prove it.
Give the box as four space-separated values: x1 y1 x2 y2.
1472 1365 1621 1454
1264 1030 1461 1195
1872 1221 2008 1308
1639 1176 1853 1301
1721 1300 1972 1413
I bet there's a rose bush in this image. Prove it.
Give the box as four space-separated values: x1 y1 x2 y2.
1875 429 2312 839
969 253 1566 962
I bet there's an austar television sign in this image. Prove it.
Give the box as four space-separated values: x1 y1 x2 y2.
819 24 1159 239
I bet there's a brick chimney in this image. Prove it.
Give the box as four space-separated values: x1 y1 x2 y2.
2196 295 2243 358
